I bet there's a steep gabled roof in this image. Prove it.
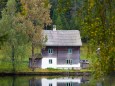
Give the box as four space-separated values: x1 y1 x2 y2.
44 30 82 46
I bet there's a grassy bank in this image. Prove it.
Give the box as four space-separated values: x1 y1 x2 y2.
0 61 91 73
0 43 90 73
0 61 92 76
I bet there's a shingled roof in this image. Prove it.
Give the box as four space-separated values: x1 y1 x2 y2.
44 30 82 46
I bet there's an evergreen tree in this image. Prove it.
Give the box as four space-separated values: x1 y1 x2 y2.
55 14 63 30
50 0 83 30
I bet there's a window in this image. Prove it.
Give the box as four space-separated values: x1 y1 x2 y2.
66 59 72 64
49 59 52 64
49 83 52 86
66 82 73 86
68 48 72 54
48 48 53 54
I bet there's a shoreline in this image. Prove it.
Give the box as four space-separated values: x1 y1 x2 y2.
0 71 91 76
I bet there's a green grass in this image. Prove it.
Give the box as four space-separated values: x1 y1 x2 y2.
80 43 89 60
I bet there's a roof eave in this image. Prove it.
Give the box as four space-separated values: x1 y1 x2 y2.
45 45 82 47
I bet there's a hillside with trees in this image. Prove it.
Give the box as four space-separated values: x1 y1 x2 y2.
0 0 115 76
50 0 115 76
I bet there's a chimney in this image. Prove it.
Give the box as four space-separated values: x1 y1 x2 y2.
53 25 56 31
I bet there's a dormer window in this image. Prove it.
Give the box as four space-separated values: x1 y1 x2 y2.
68 48 72 54
48 48 53 54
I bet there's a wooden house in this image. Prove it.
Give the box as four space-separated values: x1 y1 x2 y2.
29 27 82 69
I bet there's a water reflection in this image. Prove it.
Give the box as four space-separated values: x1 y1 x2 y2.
0 76 115 86
29 77 89 86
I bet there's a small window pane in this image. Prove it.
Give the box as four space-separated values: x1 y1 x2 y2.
70 60 72 64
66 60 69 64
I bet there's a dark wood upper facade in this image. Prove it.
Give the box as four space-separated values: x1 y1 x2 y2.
42 46 80 65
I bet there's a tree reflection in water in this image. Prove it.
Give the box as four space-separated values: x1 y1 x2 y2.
30 78 36 86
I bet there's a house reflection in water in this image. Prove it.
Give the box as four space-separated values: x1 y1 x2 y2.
29 77 88 86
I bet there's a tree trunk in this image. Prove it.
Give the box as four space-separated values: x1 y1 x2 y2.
31 77 36 86
12 76 15 86
31 42 35 71
12 45 15 73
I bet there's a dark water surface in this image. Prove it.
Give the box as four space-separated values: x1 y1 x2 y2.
0 75 115 86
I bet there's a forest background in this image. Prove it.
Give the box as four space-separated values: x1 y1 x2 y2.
0 0 115 76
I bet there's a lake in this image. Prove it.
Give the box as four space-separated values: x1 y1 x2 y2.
0 75 115 86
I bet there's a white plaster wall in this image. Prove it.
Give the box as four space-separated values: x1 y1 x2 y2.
41 77 81 86
57 63 81 69
57 78 81 83
41 58 81 69
42 78 57 86
41 58 57 69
